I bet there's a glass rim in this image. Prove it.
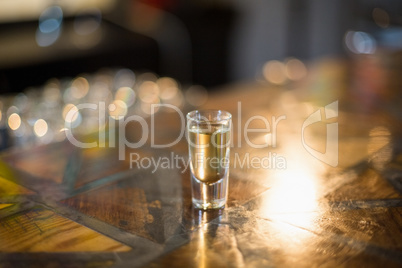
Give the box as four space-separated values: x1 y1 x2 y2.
186 109 232 123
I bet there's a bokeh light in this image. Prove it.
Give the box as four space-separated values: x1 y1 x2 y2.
285 58 307 81
63 104 79 123
160 86 178 101
263 60 287 85
372 8 390 28
158 77 178 99
138 72 158 83
0 68 203 147
7 106 19 117
70 77 90 99
88 81 111 103
36 6 63 47
141 100 160 115
138 81 160 104
14 93 29 112
157 77 184 108
43 81 61 104
115 87 136 107
114 69 136 88
71 9 103 50
8 113 21 130
344 31 376 54
138 81 161 115
109 100 128 118
39 6 63 33
157 77 178 91
33 119 48 137
36 28 60 47
74 8 102 36
185 85 208 107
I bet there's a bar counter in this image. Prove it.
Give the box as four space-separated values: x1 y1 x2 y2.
0 57 402 267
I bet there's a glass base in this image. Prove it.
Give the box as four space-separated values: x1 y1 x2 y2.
191 174 228 210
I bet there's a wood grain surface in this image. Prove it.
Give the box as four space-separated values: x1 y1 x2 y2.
0 58 401 267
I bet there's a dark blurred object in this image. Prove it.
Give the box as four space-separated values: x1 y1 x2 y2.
106 0 192 86
1 0 402 93
354 0 402 28
107 0 236 88
0 127 10 150
352 0 402 51
0 17 159 93
174 3 236 88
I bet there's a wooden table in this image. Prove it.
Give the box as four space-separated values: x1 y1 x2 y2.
0 57 402 267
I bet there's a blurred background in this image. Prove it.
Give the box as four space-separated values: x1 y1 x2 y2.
0 0 401 150
0 0 401 91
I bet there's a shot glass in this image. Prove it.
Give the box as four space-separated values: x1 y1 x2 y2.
186 110 232 209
